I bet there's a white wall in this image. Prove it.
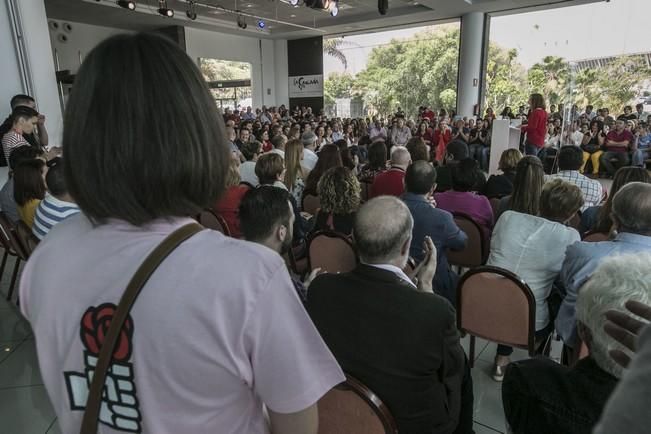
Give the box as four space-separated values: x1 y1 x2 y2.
47 20 130 75
274 39 289 108
0 2 26 120
184 27 288 108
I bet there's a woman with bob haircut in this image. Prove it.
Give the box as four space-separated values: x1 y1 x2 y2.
19 33 343 434
482 148 523 198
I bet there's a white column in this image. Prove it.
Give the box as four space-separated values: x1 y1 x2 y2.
14 0 63 147
457 12 485 119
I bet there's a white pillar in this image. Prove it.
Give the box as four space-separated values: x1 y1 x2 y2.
8 0 63 147
457 12 485 119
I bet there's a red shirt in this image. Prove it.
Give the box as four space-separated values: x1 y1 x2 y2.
605 129 634 153
214 185 250 238
369 167 406 198
522 108 547 148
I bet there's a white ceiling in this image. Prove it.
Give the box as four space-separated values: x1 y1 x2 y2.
45 0 604 39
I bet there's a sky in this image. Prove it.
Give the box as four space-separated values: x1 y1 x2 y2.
324 0 651 76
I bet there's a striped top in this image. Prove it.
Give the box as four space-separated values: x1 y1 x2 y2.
32 195 80 240
1 130 29 162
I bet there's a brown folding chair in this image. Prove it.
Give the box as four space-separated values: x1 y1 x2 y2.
447 212 488 269
196 209 231 236
360 181 372 202
457 266 537 368
14 221 39 256
302 194 321 216
582 231 609 242
567 212 581 230
489 197 501 222
307 230 358 274
0 213 30 302
318 375 398 434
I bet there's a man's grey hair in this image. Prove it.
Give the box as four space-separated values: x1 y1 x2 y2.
390 146 411 166
353 196 413 264
612 182 651 235
301 131 317 147
577 253 651 379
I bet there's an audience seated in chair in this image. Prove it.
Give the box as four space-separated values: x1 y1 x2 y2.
401 161 467 305
312 167 360 236
496 156 545 221
307 196 474 434
434 140 469 193
0 146 45 223
600 119 634 177
32 157 79 240
504 253 651 434
13 158 46 229
238 140 262 187
556 182 651 350
548 145 603 211
435 158 493 236
579 166 650 236
482 148 522 199
303 144 343 197
239 186 320 303
487 179 583 380
214 156 249 239
369 146 410 198
357 141 387 183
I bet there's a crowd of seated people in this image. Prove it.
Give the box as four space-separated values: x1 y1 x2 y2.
5 31 651 434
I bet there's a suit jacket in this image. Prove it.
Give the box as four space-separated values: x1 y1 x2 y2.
307 264 466 434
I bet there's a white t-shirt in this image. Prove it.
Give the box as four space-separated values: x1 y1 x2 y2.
487 211 580 330
302 148 318 171
20 214 343 434
239 161 259 186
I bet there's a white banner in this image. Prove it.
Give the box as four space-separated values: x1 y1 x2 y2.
289 74 323 98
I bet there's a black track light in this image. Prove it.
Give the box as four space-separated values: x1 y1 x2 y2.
157 0 174 17
116 0 136 10
237 14 247 29
186 0 197 20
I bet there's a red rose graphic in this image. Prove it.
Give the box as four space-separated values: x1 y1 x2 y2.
80 303 134 362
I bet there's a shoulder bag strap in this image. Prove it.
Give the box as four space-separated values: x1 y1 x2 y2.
80 222 203 434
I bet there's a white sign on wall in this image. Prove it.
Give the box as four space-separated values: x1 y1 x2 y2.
289 74 323 98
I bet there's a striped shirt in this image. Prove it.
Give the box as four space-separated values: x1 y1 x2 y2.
1 130 29 162
32 195 79 240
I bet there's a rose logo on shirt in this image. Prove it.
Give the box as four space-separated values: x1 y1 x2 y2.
80 303 133 362
64 303 142 433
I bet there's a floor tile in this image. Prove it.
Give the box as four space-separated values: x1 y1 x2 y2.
0 340 25 363
471 359 508 433
0 308 32 341
0 385 56 434
0 339 43 388
46 419 62 434
474 421 504 433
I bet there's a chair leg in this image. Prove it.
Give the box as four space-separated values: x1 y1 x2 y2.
469 335 476 368
0 250 8 284
6 257 21 302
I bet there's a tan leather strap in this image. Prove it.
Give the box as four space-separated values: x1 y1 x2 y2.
80 223 203 434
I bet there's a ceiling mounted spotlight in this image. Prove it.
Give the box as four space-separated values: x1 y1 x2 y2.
116 0 136 10
329 0 338 16
186 0 197 20
237 14 247 29
378 0 388 15
157 0 174 17
304 0 338 15
289 0 300 5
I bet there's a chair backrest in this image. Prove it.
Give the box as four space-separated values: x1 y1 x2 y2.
457 266 536 353
318 375 398 434
14 220 39 256
360 181 371 202
568 212 581 230
582 231 609 242
489 197 501 221
307 230 358 273
0 213 29 260
447 213 487 268
196 209 231 236
302 194 321 216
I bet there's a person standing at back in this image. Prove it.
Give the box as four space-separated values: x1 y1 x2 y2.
19 33 343 434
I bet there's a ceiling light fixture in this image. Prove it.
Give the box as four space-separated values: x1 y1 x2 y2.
186 0 197 20
116 0 136 10
378 0 388 15
289 0 300 5
237 14 247 29
329 0 338 16
157 0 174 17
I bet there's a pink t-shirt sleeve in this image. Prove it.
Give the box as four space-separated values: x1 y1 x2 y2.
245 266 344 414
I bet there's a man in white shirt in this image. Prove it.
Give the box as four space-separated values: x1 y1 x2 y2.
239 140 262 186
301 131 318 171
549 146 603 211
331 122 344 142
635 103 649 122
368 118 387 141
583 105 597 120
268 134 287 159
390 117 412 146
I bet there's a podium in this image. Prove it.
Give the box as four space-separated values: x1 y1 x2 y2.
489 119 522 175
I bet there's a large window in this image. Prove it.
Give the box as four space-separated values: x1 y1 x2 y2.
199 59 252 110
323 22 460 119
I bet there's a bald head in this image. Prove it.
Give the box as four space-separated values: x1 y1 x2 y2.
354 196 413 264
390 146 411 170
612 182 651 235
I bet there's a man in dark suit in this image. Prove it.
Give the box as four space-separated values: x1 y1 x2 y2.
401 161 467 305
307 196 474 434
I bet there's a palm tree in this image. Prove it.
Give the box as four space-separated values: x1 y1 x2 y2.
323 38 356 69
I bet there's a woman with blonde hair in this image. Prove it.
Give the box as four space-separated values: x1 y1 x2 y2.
283 139 310 206
214 156 249 238
482 148 523 198
312 166 361 236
